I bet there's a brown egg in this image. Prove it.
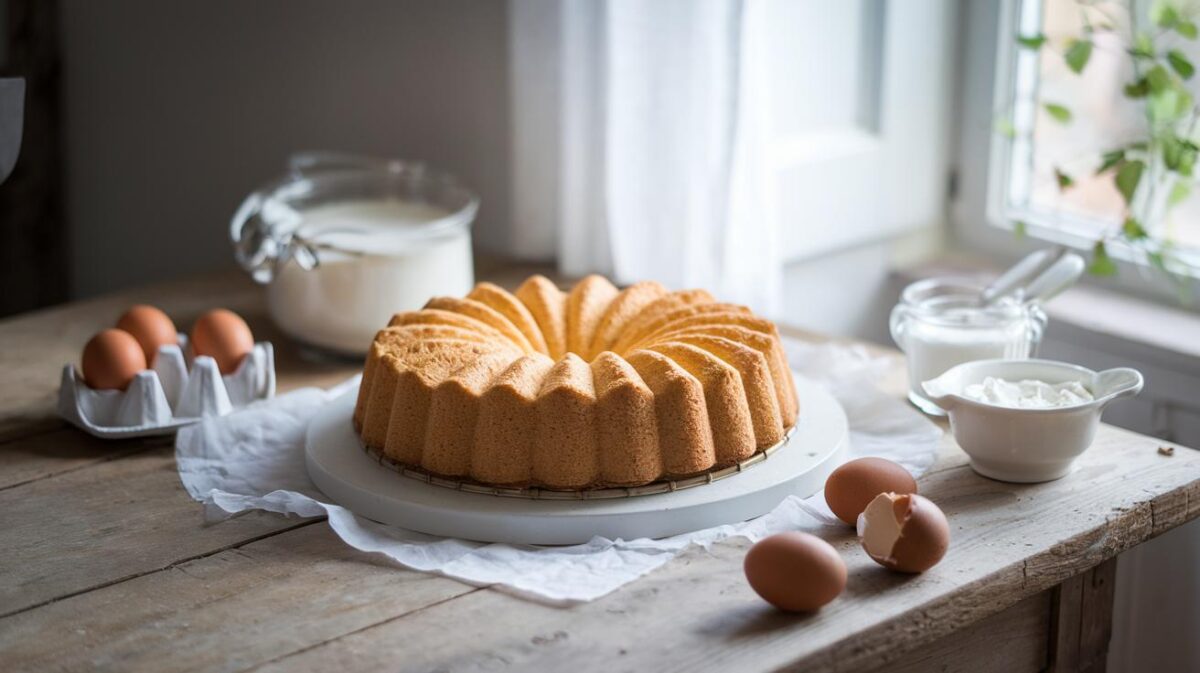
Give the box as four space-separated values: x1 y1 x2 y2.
743 532 847 612
859 493 950 573
191 309 254 374
81 328 147 390
824 457 918 525
116 304 178 365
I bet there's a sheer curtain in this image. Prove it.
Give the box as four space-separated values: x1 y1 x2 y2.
510 0 782 315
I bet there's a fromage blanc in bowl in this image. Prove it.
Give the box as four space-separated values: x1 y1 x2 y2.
963 377 1093 409
922 359 1142 482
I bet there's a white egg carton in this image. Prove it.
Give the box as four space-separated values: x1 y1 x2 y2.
57 334 276 438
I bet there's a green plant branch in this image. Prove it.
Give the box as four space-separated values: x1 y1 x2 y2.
1003 0 1200 297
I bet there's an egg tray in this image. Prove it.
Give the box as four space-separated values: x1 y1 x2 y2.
57 334 276 439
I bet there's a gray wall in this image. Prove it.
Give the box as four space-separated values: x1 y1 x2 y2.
60 0 512 298
56 0 940 350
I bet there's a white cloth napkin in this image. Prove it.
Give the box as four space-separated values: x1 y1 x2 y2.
176 339 940 604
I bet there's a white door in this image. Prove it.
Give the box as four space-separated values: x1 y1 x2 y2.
509 0 955 266
762 0 956 261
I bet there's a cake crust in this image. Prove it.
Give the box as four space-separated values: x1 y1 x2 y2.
355 275 799 490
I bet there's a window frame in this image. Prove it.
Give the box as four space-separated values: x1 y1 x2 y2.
953 0 1200 306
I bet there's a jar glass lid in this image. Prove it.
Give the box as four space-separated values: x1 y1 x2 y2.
231 153 479 283
901 277 1029 328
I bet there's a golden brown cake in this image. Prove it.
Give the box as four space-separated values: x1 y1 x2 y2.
353 274 799 490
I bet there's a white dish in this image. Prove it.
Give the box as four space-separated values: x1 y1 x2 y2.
57 337 276 439
922 359 1142 483
304 373 848 544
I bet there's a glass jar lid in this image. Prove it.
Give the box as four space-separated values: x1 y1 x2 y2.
899 277 1030 328
230 152 479 283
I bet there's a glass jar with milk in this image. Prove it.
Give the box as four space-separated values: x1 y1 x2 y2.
890 277 1047 415
231 153 477 356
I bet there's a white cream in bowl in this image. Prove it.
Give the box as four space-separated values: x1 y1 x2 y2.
962 377 1094 409
922 359 1142 483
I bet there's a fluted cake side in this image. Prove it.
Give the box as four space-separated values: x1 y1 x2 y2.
352 274 799 490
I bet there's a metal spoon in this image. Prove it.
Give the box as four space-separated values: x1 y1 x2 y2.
1018 252 1085 305
980 248 1064 305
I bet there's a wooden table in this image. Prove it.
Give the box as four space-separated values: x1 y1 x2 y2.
1 267 1197 673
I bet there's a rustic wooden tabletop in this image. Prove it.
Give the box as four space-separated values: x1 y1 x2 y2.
0 264 1196 673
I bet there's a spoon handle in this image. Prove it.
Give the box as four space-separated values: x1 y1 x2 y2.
1022 253 1085 305
981 248 1061 305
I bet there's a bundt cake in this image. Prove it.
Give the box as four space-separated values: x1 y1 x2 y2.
353 274 799 490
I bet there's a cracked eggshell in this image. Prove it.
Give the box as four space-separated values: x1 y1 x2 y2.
858 492 949 573
824 457 918 525
743 532 847 612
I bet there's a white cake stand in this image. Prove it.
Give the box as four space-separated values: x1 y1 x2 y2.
305 373 848 544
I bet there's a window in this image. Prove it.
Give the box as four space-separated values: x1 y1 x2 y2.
991 0 1200 275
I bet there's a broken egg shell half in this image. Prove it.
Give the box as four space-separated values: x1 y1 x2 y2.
857 493 949 573
744 532 847 612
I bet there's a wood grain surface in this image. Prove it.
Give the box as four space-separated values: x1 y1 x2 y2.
0 266 1196 673
873 590 1052 673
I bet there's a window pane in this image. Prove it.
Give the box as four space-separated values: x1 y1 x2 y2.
1006 0 1200 255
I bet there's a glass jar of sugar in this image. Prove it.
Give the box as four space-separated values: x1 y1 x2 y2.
890 277 1047 415
231 153 477 356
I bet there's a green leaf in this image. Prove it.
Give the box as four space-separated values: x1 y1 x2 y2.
1151 0 1181 29
1096 149 1125 174
1044 103 1072 123
1149 90 1175 121
994 117 1016 139
1168 49 1195 79
1149 87 1194 122
1088 241 1119 276
1122 217 1149 240
1162 135 1198 175
1065 39 1094 73
1055 168 1075 190
1013 220 1028 239
1017 34 1047 49
1147 65 1172 93
1169 181 1192 205
1116 160 1145 203
1171 139 1199 177
1178 19 1199 39
1164 134 1184 169
1124 77 1150 98
1132 32 1156 58
1176 87 1194 116
1179 144 1197 176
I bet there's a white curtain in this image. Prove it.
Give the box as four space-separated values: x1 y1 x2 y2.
510 0 782 316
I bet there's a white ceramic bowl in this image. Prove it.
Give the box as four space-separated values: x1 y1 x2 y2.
922 359 1143 483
